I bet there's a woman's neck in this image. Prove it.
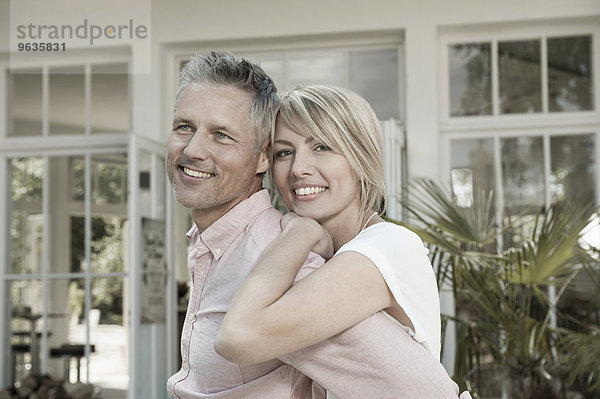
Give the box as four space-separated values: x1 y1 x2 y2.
321 209 377 252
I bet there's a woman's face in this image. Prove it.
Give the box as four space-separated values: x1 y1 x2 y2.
272 118 361 225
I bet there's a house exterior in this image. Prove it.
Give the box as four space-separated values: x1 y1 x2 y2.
1 1 598 398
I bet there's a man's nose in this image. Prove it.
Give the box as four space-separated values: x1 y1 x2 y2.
183 132 208 160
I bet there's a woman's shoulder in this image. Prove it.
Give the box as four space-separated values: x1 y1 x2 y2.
351 221 426 248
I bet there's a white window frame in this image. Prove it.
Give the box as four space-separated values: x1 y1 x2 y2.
438 20 600 133
2 46 131 140
439 20 600 210
0 48 134 392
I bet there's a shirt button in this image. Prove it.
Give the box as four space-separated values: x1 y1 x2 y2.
215 247 221 255
188 313 196 321
182 360 189 370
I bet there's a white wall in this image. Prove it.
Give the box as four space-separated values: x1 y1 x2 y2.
145 0 600 181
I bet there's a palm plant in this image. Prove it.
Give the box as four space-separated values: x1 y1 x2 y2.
394 178 599 398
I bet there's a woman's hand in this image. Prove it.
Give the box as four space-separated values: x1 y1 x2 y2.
281 212 334 260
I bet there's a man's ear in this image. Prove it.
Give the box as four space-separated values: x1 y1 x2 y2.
255 141 271 175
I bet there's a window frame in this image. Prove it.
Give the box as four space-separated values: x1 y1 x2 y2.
3 47 131 140
439 20 600 214
439 21 600 131
0 48 133 390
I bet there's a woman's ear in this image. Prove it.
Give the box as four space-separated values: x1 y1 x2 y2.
256 141 271 174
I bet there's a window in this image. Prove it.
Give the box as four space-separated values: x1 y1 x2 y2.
179 46 402 121
447 35 594 117
8 154 129 394
443 24 598 232
7 63 129 137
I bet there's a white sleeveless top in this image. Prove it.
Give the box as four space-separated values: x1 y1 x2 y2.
336 222 441 359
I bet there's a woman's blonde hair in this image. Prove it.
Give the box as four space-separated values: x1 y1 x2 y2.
272 85 386 216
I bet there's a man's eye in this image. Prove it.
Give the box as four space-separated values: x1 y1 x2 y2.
176 124 192 133
215 132 231 140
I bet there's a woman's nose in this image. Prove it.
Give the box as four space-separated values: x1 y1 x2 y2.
290 151 314 178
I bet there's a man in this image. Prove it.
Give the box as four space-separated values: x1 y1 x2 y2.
166 51 325 398
166 52 465 399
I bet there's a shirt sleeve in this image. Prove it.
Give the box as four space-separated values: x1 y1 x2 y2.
336 223 441 358
280 311 461 399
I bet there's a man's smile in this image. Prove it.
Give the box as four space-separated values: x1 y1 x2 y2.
182 166 214 178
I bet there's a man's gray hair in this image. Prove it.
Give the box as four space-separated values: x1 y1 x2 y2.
176 51 278 151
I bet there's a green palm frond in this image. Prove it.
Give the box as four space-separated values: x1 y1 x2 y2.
504 201 595 285
401 178 499 249
559 329 600 390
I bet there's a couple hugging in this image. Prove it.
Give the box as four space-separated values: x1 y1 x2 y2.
166 51 471 399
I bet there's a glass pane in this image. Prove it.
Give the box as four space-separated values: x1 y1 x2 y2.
498 40 541 114
449 43 492 116
92 154 128 206
10 279 43 380
501 137 544 211
501 137 544 246
548 35 593 112
450 138 495 208
47 278 86 382
287 52 344 89
49 66 85 135
349 48 399 120
89 277 128 395
8 69 43 137
10 158 44 274
70 216 85 273
71 215 126 274
550 134 595 203
91 63 129 134
71 157 85 202
96 216 127 273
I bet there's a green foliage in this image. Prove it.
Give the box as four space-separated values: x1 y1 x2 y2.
11 158 44 202
397 178 600 398
70 216 126 324
559 329 600 391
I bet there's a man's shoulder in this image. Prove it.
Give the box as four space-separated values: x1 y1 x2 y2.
246 206 283 248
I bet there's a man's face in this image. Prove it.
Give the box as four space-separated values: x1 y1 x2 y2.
166 83 269 223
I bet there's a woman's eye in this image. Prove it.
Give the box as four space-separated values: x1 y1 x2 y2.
314 143 331 152
275 150 293 158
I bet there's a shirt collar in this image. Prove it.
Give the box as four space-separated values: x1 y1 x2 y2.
186 189 273 260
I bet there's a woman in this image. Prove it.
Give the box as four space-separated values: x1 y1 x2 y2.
216 85 470 398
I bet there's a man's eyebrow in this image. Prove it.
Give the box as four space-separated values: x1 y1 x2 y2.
172 117 193 126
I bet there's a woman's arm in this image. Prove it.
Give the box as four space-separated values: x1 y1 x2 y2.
214 215 393 365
